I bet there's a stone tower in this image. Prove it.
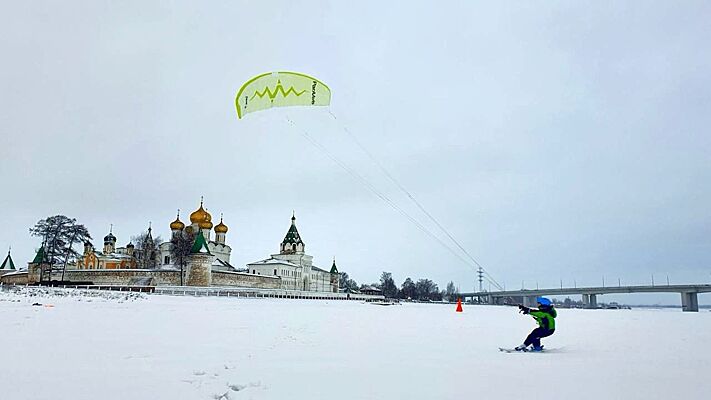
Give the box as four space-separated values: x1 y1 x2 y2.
27 245 50 284
186 231 213 286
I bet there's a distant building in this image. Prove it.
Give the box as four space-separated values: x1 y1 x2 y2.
77 227 137 269
359 285 382 296
247 213 338 292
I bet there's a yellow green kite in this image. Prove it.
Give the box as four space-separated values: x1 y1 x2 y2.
235 71 331 119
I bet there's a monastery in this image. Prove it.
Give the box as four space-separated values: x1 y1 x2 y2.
0 200 339 293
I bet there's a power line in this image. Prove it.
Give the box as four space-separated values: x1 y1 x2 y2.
327 110 503 290
286 115 501 290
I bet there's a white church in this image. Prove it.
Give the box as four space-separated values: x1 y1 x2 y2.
159 200 234 272
247 213 338 292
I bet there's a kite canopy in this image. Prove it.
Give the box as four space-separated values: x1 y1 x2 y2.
235 71 331 119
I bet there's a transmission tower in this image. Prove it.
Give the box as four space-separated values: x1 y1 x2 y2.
477 266 484 292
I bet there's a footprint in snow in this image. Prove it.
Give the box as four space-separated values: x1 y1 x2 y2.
228 384 246 392
213 391 230 400
228 382 261 392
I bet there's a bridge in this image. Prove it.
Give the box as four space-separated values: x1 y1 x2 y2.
460 284 711 312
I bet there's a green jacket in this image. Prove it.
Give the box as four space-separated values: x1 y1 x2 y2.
530 308 556 330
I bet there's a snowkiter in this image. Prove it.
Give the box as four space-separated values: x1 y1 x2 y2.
515 297 556 352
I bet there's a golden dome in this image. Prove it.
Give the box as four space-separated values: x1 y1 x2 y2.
214 214 228 234
198 207 213 229
190 199 209 224
170 210 185 230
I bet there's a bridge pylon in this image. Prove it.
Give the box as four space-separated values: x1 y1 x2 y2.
582 294 598 309
681 292 699 312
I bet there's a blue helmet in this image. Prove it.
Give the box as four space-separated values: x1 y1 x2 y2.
537 297 551 306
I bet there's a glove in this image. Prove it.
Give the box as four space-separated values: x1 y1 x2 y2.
518 305 530 314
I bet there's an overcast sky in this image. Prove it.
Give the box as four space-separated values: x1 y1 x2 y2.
1 1 709 304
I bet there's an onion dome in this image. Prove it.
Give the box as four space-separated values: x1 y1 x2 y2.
126 242 134 249
214 214 228 234
104 225 116 243
170 210 185 230
190 199 209 224
198 207 213 229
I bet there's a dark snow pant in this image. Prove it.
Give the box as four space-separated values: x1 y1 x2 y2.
524 327 555 348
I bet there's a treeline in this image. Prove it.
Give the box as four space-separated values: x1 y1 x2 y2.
339 271 461 302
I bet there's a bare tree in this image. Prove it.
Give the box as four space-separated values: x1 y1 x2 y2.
445 281 460 302
170 230 195 285
131 231 162 269
338 272 359 291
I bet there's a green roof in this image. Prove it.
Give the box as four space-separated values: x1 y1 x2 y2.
31 246 48 264
281 216 304 246
190 231 212 255
1 250 15 270
329 259 338 274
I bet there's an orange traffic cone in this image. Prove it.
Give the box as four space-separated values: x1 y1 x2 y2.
456 298 463 312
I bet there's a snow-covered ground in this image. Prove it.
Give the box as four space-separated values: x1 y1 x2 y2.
1 287 709 400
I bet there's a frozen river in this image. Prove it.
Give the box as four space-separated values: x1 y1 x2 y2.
1 287 709 399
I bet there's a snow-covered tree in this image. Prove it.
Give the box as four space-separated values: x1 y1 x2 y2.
400 277 416 299
380 271 398 298
30 215 92 281
339 272 359 291
415 279 440 301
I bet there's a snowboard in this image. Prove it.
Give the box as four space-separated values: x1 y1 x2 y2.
499 347 545 353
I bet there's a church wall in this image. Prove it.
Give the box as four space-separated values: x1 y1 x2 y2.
208 242 231 264
0 269 333 291
0 269 27 285
0 269 181 286
0 271 29 284
159 242 172 267
248 262 338 292
309 271 332 292
211 270 281 289
62 269 182 285
272 253 313 268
